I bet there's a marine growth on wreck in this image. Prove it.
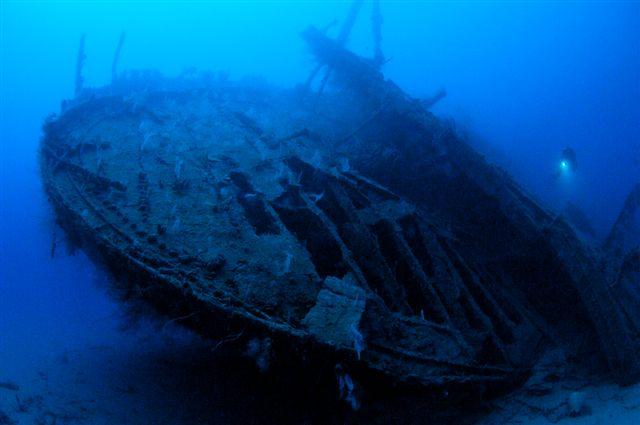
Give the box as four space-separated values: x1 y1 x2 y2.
3 1 639 424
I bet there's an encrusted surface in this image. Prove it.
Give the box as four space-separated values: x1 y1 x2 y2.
38 26 639 396
41 80 541 392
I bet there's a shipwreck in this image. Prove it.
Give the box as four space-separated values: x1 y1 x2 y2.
39 2 640 412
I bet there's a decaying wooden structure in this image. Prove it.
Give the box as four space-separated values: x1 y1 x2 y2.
40 8 639 407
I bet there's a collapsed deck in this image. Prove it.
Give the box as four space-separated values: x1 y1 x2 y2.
40 25 639 402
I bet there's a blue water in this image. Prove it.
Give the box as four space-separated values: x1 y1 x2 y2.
1 2 639 423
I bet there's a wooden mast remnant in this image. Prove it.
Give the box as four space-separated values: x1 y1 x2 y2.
306 0 363 105
74 34 86 97
111 31 126 83
302 26 640 385
371 0 384 68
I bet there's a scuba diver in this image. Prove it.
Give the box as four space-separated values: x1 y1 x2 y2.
556 147 577 178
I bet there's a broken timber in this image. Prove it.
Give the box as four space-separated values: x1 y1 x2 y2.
38 20 639 410
302 25 640 384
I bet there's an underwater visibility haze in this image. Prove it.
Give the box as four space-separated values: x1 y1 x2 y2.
1 1 640 424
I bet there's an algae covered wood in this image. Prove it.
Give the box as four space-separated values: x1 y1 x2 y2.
39 25 639 400
41 80 541 395
302 25 640 384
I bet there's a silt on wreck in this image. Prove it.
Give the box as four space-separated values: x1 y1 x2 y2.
39 7 640 415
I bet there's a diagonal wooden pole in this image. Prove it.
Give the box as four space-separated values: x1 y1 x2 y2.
111 31 126 83
74 34 86 97
371 0 384 68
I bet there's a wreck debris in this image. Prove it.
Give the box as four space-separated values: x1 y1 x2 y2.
309 0 363 103
336 0 364 45
0 409 16 425
74 34 86 97
602 183 640 363
562 202 597 241
41 146 127 192
371 0 384 68
41 82 542 396
336 364 360 410
0 382 19 392
111 31 126 83
604 183 640 259
39 14 639 409
302 25 640 384
421 88 447 110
